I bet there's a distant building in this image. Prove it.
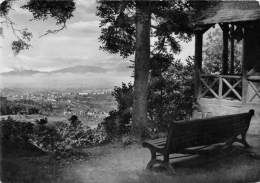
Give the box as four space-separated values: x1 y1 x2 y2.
78 92 89 96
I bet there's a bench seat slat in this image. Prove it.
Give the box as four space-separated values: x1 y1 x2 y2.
143 138 167 152
147 138 166 144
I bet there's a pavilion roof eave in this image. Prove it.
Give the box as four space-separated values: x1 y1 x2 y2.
190 1 260 29
194 14 260 27
193 19 260 32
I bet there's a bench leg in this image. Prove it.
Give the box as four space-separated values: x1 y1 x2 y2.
225 134 250 149
163 163 175 174
146 149 157 170
146 150 175 174
163 153 175 174
241 132 250 148
232 138 249 148
146 159 160 170
225 136 236 148
146 159 175 174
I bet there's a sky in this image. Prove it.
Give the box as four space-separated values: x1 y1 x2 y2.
0 0 194 89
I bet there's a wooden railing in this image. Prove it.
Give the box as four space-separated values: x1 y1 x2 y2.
199 74 242 101
248 76 260 103
199 74 260 103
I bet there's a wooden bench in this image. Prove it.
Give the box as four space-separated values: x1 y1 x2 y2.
143 110 255 173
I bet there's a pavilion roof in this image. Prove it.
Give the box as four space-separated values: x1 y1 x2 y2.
192 1 260 26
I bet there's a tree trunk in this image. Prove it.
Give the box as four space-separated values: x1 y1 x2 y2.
132 2 151 138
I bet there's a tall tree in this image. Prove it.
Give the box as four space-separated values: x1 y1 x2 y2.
97 1 192 138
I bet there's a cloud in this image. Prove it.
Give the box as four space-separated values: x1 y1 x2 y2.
71 0 98 22
69 21 98 30
77 0 97 14
68 20 99 35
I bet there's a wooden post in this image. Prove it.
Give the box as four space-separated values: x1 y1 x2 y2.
242 27 249 104
218 76 223 99
194 32 203 101
230 25 235 74
222 24 229 75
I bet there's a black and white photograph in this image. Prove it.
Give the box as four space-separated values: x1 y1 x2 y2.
0 0 260 182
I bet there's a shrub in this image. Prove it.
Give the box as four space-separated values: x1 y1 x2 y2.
1 117 34 141
1 116 109 157
30 120 109 156
102 83 133 138
102 110 119 138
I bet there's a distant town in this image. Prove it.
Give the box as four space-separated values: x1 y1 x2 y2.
0 88 117 128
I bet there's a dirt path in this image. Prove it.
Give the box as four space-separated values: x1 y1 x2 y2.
60 143 150 183
60 135 260 183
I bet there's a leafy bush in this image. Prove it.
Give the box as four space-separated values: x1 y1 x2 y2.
1 117 34 143
1 116 109 157
103 83 133 137
102 110 119 137
30 120 109 156
148 55 194 131
156 58 194 129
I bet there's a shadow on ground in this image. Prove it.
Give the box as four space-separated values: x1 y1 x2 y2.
1 135 260 183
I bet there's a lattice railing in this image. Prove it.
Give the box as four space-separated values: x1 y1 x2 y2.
199 74 242 101
248 76 260 103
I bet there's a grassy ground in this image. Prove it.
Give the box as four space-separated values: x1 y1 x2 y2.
1 135 260 183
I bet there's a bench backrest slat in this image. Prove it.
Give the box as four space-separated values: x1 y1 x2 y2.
165 110 254 153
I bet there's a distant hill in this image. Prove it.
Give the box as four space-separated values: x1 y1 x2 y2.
51 65 107 74
0 65 108 76
0 70 45 76
0 64 132 89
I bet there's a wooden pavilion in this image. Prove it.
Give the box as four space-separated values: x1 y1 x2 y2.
191 1 260 135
